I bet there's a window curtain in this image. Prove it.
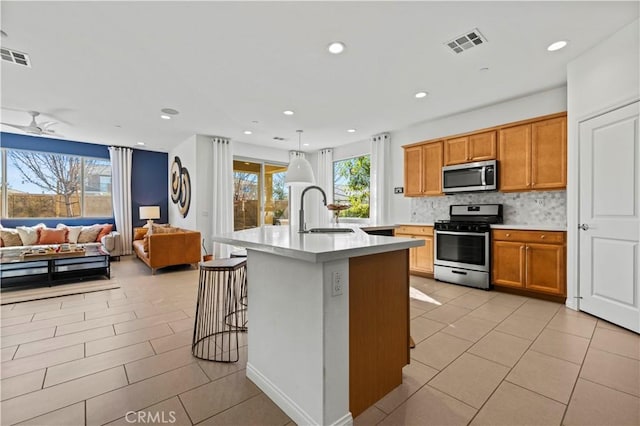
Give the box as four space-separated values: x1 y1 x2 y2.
316 148 334 225
370 133 390 224
210 137 233 258
108 146 133 255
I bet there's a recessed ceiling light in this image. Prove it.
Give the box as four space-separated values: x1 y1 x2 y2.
303 143 310 146
160 115 171 120
327 41 346 54
414 91 429 99
547 40 567 51
244 130 253 135
283 110 294 116
160 108 179 115
347 129 357 133
136 142 145 146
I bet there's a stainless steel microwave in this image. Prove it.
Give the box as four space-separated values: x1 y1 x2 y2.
442 160 497 194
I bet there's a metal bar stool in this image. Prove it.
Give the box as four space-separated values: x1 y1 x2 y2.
192 258 247 362
230 249 248 326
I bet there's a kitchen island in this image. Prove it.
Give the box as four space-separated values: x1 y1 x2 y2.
212 225 423 426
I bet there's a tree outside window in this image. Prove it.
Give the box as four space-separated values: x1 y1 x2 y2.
3 149 112 218
333 155 370 218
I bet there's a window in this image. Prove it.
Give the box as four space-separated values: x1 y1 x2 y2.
233 160 288 231
1 148 113 218
333 155 370 218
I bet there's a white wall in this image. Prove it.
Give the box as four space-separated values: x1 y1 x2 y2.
389 86 568 223
233 141 290 164
333 139 369 161
168 135 198 231
566 19 639 310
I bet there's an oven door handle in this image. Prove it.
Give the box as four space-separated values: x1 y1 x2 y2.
481 166 487 186
435 230 489 237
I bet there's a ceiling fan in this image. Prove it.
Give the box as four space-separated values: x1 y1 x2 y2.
1 111 62 136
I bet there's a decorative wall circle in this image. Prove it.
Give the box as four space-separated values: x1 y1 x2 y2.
170 156 191 218
170 156 182 204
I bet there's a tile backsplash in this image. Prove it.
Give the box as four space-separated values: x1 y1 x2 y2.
411 190 566 226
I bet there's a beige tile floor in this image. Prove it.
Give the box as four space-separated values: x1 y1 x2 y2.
1 257 639 425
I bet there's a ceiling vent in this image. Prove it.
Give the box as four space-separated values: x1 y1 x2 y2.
445 28 487 54
1 47 31 67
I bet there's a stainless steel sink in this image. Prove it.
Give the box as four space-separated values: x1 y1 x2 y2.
305 228 355 233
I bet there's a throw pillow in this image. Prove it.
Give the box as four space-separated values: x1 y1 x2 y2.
96 224 114 242
77 226 101 243
38 228 69 245
16 224 46 245
1 229 23 247
153 226 179 234
133 228 147 240
148 223 169 231
57 224 82 244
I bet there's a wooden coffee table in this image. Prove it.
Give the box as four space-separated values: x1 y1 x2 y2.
0 245 110 288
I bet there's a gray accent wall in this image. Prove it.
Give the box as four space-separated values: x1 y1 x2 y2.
411 190 566 226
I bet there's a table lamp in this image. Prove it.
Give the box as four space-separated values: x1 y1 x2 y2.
140 206 160 234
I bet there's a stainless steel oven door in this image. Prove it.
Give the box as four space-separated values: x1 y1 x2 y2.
434 230 490 272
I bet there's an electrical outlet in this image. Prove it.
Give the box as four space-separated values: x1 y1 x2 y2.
394 187 404 194
332 271 343 296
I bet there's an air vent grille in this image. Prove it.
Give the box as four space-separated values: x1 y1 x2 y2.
1 47 31 67
273 137 286 141
445 28 487 54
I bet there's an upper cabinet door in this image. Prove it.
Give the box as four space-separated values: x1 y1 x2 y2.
404 146 423 196
444 137 469 165
468 131 497 162
423 141 444 196
499 124 531 191
531 116 567 190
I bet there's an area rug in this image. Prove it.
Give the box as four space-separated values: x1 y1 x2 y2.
0 279 120 305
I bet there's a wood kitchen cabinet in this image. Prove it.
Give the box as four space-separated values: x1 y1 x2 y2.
403 141 443 196
395 225 434 276
444 131 497 165
498 115 567 191
492 229 566 297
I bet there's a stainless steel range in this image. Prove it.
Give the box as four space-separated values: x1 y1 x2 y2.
434 204 503 290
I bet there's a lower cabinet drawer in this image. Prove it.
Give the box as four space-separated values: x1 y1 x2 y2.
396 225 433 236
492 229 565 244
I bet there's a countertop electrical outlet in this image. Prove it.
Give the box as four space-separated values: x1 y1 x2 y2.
332 271 343 296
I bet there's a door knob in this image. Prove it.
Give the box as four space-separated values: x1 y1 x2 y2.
578 224 590 231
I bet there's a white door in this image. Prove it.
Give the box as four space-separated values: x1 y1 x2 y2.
579 101 639 333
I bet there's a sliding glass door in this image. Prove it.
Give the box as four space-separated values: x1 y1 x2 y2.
233 160 288 231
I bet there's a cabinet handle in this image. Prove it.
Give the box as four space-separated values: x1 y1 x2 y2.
540 235 545 239
526 246 530 250
506 233 511 237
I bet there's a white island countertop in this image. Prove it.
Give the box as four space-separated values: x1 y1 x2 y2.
213 225 423 263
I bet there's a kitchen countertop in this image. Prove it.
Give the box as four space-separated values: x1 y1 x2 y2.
397 222 566 231
212 225 423 263
490 224 567 231
358 224 399 231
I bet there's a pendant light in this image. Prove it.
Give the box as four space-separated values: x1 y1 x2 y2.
285 130 315 186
